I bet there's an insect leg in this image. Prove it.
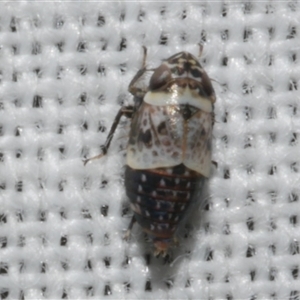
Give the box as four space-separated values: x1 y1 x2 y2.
141 46 147 68
198 43 204 58
83 105 134 165
128 47 156 96
123 216 136 241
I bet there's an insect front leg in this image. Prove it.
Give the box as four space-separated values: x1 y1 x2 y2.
83 105 134 165
127 47 156 97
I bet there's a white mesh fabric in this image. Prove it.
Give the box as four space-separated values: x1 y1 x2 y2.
0 1 300 299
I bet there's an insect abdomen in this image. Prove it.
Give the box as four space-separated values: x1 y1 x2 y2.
124 164 205 253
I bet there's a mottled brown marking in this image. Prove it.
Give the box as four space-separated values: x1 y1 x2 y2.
180 105 197 120
149 64 172 91
175 79 187 88
157 121 167 135
200 128 206 136
198 87 206 97
162 138 171 146
207 139 212 151
168 55 181 65
191 67 202 78
183 62 190 72
201 70 216 101
149 106 156 113
138 129 152 148
172 152 179 159
152 150 158 156
188 81 198 89
171 66 185 76
188 59 197 65
172 164 186 175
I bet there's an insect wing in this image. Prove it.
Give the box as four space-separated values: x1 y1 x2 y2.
127 102 212 178
184 110 213 177
127 102 184 170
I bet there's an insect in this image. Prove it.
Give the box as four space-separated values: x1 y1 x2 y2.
84 47 216 256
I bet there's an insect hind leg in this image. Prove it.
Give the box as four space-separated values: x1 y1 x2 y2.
123 216 136 241
83 105 134 165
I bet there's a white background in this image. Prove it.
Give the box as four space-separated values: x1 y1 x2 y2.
0 1 299 299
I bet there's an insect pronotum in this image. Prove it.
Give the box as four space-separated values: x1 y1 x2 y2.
85 46 216 256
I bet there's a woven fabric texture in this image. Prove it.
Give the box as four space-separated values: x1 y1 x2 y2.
0 1 300 299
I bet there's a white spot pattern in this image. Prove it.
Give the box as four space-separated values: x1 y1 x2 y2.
160 179 166 187
141 174 147 182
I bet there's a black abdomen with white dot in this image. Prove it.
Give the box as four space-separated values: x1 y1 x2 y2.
125 164 205 242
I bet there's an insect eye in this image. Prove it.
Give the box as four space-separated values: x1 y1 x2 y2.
149 64 172 90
